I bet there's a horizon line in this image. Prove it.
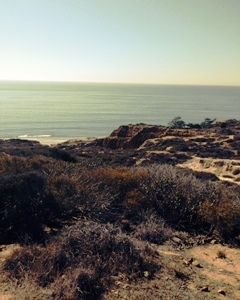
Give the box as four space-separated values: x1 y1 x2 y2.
0 79 240 88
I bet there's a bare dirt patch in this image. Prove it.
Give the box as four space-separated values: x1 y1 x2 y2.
187 244 240 299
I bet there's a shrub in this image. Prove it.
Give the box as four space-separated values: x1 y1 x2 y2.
133 213 173 245
1 157 239 244
0 155 53 175
4 221 157 299
200 189 240 239
77 167 150 223
52 268 103 300
168 117 186 129
147 165 240 238
168 116 216 129
49 148 77 163
62 165 240 239
216 250 226 259
0 139 77 162
200 118 216 129
143 165 214 231
47 174 80 219
0 171 56 243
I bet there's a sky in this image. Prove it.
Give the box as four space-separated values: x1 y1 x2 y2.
0 0 240 85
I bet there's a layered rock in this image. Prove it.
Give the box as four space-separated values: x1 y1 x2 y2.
1 119 240 184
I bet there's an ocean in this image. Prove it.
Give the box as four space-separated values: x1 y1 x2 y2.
0 81 239 143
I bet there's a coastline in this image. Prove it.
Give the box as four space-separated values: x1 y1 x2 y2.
1 136 99 146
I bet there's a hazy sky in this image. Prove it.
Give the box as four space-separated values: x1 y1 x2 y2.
0 0 240 85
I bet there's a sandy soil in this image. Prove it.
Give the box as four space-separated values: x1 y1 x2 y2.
106 243 240 300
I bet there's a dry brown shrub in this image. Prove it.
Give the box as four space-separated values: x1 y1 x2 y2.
0 171 56 243
1 156 240 245
71 165 240 239
52 268 103 300
200 191 240 239
4 221 158 299
216 250 226 259
144 165 215 230
48 175 78 199
134 213 173 245
92 167 149 186
0 154 53 175
126 189 145 209
0 155 28 174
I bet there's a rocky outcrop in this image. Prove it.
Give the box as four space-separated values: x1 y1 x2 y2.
94 124 165 149
2 120 239 183
69 120 240 183
178 157 240 185
89 120 240 160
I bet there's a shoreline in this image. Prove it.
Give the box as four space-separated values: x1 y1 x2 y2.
0 136 100 146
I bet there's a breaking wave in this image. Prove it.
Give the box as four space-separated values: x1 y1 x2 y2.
18 134 52 138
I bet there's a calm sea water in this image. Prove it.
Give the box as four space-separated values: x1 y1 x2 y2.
0 82 239 142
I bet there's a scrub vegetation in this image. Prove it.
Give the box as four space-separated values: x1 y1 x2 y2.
0 152 240 299
0 120 240 299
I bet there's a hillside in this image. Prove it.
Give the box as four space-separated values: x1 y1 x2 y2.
0 119 239 299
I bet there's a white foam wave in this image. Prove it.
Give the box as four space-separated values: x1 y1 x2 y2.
18 134 52 138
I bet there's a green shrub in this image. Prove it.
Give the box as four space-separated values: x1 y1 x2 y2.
168 117 186 129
